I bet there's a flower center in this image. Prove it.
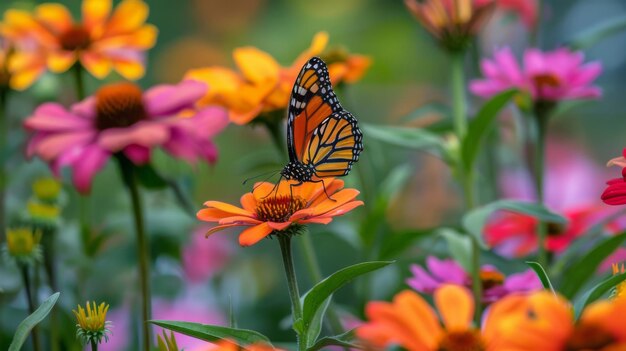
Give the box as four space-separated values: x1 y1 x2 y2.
479 269 505 290
546 221 566 237
565 323 615 350
438 329 486 351
256 195 307 222
95 83 147 130
59 25 91 51
532 73 561 89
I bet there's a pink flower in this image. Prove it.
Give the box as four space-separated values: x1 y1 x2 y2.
182 225 232 283
24 80 228 193
406 256 542 303
470 47 602 102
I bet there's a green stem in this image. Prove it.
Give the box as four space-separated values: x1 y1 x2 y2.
451 51 482 322
117 156 152 351
298 233 346 337
20 264 41 351
42 228 59 351
533 110 549 267
90 340 98 351
451 53 468 139
278 235 306 351
72 64 86 101
0 88 7 243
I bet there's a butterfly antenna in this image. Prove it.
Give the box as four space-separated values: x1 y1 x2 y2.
243 169 281 185
261 174 284 199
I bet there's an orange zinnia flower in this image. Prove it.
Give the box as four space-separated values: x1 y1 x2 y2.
487 290 626 350
1 0 157 89
196 178 363 246
199 340 280 351
185 31 370 125
358 284 501 351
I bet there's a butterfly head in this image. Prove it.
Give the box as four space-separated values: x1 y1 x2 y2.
281 161 315 182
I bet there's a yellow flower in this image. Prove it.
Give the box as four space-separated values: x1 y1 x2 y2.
1 0 157 90
27 200 61 223
185 32 370 125
6 227 41 258
32 177 62 201
73 301 111 345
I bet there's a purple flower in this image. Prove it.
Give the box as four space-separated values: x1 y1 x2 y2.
406 256 542 303
182 225 233 283
24 80 229 193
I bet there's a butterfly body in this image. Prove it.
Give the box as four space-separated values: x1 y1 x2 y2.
282 57 363 184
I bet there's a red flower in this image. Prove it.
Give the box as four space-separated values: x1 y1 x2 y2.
602 168 626 206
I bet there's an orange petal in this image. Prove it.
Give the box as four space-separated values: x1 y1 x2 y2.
395 290 442 349
203 201 254 217
205 223 245 237
434 284 474 330
306 179 345 206
293 31 329 68
240 193 258 213
219 215 260 226
79 52 112 79
294 189 360 219
35 3 74 33
112 58 145 80
128 24 158 48
233 47 280 85
229 103 264 125
343 55 372 83
580 299 626 341
239 222 273 246
103 0 149 37
299 217 332 225
267 222 292 231
47 50 76 73
252 182 280 201
82 0 112 34
9 66 46 91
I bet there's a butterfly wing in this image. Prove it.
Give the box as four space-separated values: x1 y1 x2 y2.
287 57 363 178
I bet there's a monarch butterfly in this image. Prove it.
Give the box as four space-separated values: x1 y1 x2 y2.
280 57 363 185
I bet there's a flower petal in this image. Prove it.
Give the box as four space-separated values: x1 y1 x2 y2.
240 193 257 213
82 0 112 34
103 0 149 37
267 222 292 231
35 3 74 33
144 80 208 116
233 47 280 85
80 52 112 79
434 284 473 330
203 201 254 218
238 222 273 246
98 122 169 151
72 144 110 193
122 144 150 164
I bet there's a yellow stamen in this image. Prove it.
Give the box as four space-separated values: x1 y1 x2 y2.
256 195 307 222
73 301 109 333
438 329 486 351
95 82 147 130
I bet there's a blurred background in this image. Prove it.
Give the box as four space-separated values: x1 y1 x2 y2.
1 0 626 350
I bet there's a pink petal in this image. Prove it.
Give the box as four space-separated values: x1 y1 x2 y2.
98 122 170 152
144 80 208 117
33 130 97 161
123 144 151 164
70 96 97 119
72 144 110 194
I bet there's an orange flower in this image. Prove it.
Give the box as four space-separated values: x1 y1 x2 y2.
613 263 626 299
185 32 370 125
1 0 157 89
404 0 495 51
196 178 363 246
487 290 626 350
199 340 279 351
357 284 500 351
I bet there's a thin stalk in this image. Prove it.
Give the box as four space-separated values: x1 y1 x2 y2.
90 340 98 351
298 233 346 337
118 156 152 351
20 264 41 351
72 64 86 101
533 112 549 267
42 228 59 351
450 51 482 322
278 235 306 351
0 88 7 242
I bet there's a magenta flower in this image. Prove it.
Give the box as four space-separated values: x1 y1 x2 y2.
182 225 232 283
406 256 542 303
470 47 602 102
24 80 228 193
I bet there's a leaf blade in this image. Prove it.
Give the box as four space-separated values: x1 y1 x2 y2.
9 292 60 351
149 321 271 347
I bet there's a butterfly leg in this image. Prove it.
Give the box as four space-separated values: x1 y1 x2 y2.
310 178 336 202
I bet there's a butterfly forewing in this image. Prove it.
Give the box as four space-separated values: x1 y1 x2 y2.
286 57 363 181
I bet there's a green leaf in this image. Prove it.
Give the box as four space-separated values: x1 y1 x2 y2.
379 229 434 259
301 261 393 333
135 163 169 189
149 321 272 347
9 292 60 351
560 232 626 299
362 124 447 154
461 90 517 172
305 298 331 347
568 15 626 50
574 272 626 320
439 228 472 272
307 329 362 351
526 261 556 293
462 200 567 248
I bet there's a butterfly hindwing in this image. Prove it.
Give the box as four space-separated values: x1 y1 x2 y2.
285 57 363 181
